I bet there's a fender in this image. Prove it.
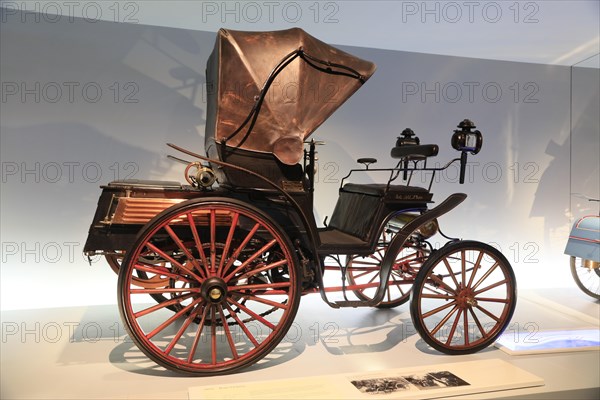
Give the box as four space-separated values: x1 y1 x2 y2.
332 193 467 308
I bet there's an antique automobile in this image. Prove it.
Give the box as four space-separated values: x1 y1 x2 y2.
84 28 517 375
565 197 600 299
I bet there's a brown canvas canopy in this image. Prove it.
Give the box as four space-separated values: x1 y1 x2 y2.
205 28 376 165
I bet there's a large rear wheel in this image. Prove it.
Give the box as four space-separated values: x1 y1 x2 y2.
410 241 516 354
118 198 301 375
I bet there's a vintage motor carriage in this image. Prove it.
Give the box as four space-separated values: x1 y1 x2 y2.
84 28 517 375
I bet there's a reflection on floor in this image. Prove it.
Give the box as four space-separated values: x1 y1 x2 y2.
1 288 598 399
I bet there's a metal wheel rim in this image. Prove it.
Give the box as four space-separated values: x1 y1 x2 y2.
118 199 301 374
411 241 516 353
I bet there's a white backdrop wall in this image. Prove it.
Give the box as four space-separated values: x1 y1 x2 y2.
1 11 598 310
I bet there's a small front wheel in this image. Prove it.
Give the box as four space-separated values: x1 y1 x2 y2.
410 241 517 355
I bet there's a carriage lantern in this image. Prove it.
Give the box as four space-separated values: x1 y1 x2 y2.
451 118 482 154
451 118 483 183
396 128 420 147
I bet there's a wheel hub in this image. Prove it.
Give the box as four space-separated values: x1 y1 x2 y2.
201 277 228 304
457 287 477 308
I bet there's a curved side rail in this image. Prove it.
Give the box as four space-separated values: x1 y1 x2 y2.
391 144 439 159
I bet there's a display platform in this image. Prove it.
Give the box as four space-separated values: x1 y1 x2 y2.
1 288 598 400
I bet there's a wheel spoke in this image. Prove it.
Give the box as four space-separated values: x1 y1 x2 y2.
241 294 289 310
445 308 463 346
471 262 499 291
228 298 276 330
469 307 487 339
221 223 260 278
474 304 501 323
425 275 456 295
223 239 278 282
146 297 204 340
236 259 288 281
224 303 260 347
420 293 455 300
164 225 204 278
130 287 199 294
134 262 194 284
145 242 204 283
210 306 217 365
444 258 460 288
187 305 210 363
165 302 203 355
461 250 466 286
134 293 195 318
474 297 510 303
187 212 210 276
422 300 457 319
473 279 508 295
466 251 484 288
351 268 376 280
430 306 458 336
463 308 469 346
216 212 239 277
218 305 239 360
228 282 290 292
350 259 379 267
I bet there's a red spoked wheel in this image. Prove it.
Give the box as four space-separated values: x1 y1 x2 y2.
410 241 516 354
118 198 301 375
346 225 428 308
107 251 170 289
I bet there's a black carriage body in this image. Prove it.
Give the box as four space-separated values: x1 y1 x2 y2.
83 175 434 271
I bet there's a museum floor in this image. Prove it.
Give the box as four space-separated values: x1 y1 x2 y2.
1 288 598 399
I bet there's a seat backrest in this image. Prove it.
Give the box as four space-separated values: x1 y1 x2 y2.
391 144 439 159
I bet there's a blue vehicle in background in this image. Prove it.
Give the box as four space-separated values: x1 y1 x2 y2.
565 197 600 300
